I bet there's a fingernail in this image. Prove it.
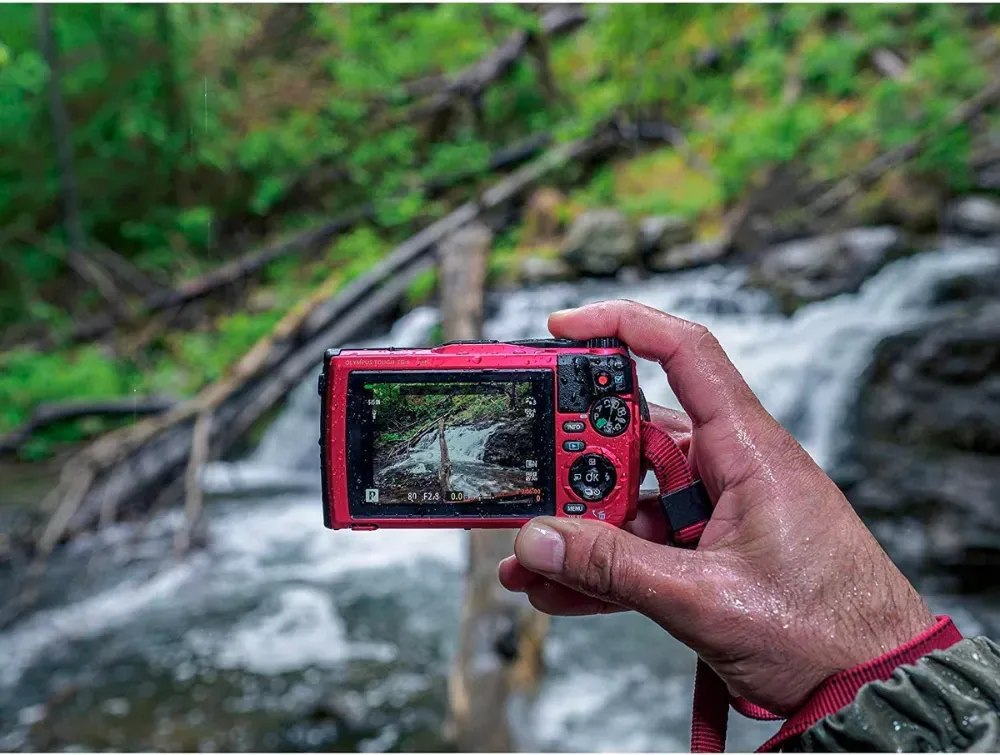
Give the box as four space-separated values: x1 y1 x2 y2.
518 522 565 573
549 308 576 318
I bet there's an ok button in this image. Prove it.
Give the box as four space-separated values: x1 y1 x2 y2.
568 454 616 501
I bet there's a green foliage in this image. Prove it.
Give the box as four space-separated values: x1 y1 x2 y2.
3 2 998 459
372 380 529 454
404 268 438 309
0 3 552 331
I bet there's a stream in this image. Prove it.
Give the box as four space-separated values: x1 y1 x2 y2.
2 242 1000 751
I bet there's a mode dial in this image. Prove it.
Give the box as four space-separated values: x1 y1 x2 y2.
589 395 631 437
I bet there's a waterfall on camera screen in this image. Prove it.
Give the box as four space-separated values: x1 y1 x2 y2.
2 244 1000 752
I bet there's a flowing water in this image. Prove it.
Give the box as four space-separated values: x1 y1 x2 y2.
375 424 524 503
3 242 1000 752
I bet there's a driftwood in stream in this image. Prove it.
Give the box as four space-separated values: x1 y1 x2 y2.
0 398 175 455
441 224 549 752
35 127 623 552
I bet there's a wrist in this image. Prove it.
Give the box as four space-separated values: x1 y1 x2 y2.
838 572 936 670
784 570 936 713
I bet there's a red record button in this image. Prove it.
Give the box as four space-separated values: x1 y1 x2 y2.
596 372 611 387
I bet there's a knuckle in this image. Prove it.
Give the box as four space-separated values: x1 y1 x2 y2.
688 321 717 349
578 528 632 601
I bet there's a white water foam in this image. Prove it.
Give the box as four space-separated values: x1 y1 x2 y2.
4 245 999 751
186 586 395 675
0 495 463 691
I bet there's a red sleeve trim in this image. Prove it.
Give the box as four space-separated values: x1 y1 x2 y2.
758 615 964 752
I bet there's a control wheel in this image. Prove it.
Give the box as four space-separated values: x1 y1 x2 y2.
589 396 630 437
569 454 617 502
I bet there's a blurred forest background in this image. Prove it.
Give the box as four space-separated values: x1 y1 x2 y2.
4 4 1000 752
3 3 999 458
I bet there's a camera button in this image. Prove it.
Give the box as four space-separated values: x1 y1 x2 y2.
595 372 611 387
562 420 586 433
562 440 586 452
563 502 587 515
569 454 616 501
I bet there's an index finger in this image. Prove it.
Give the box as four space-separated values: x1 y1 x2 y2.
549 300 767 435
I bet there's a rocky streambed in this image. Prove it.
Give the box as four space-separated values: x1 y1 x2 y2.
1 203 1000 751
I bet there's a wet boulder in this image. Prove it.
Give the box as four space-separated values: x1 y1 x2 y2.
636 215 694 259
560 209 638 276
483 419 534 467
946 196 1000 237
519 254 575 284
848 275 1000 592
750 227 911 310
645 240 727 273
867 169 943 233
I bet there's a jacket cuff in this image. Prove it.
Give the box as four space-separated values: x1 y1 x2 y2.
758 615 964 752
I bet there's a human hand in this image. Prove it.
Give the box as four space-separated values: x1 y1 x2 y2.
499 300 934 714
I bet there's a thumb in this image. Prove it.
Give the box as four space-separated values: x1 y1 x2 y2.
513 517 701 616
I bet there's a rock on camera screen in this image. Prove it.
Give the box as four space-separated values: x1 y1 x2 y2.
346 371 555 518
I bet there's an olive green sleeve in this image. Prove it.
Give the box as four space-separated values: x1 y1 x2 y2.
795 637 1000 752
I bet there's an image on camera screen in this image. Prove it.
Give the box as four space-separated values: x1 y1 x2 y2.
366 381 542 506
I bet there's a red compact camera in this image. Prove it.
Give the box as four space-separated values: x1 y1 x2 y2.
319 338 645 530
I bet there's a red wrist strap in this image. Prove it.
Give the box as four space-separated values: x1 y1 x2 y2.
756 615 963 752
638 422 964 753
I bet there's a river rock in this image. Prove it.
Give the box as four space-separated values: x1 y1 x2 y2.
646 240 727 273
870 170 943 232
636 215 694 259
946 197 1000 237
483 419 534 467
751 227 910 309
519 254 575 284
560 209 637 276
848 276 1000 591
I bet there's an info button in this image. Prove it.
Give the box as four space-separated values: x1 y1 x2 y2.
562 421 586 433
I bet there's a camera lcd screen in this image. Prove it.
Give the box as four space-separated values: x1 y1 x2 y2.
346 371 555 518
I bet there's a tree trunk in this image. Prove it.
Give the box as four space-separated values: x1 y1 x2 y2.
38 4 120 308
441 224 549 752
438 417 452 500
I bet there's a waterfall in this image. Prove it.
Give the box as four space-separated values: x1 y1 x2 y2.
2 243 999 752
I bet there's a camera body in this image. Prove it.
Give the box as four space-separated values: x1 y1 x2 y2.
320 338 643 530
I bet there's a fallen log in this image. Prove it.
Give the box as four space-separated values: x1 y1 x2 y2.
0 397 175 455
25 130 558 352
807 77 1000 223
53 209 367 348
36 125 623 550
408 5 586 124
